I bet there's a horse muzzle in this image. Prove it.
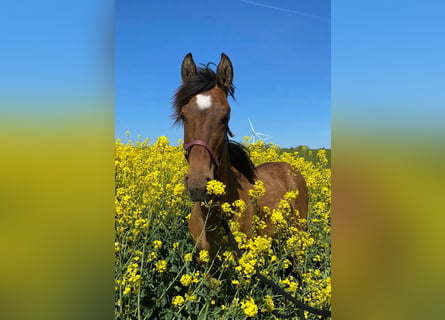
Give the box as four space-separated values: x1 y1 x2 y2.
184 140 218 202
185 175 210 202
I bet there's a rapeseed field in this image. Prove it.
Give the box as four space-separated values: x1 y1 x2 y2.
115 135 331 319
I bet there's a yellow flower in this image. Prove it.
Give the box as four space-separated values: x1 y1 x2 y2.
180 274 193 287
233 199 246 213
288 281 298 292
199 250 210 263
173 183 185 196
317 149 329 166
192 271 200 283
185 293 196 302
271 208 288 229
248 180 266 198
281 276 299 293
152 240 162 250
172 295 185 307
283 259 291 269
206 180 226 196
241 261 256 276
222 251 235 263
154 260 167 273
241 297 258 317
283 189 299 202
262 295 275 312
154 136 169 148
184 253 193 262
221 202 233 215
147 251 157 262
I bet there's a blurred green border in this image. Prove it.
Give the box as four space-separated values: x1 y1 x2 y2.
0 1 115 320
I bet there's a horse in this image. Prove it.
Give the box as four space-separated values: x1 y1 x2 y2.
172 53 308 257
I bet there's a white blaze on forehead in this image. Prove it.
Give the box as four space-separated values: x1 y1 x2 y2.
195 94 212 110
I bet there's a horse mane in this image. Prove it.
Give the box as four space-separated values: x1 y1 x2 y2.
228 140 256 184
172 63 235 125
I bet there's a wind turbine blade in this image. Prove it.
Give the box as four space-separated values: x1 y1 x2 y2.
248 118 255 133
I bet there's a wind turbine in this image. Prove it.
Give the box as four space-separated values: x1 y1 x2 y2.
248 117 271 144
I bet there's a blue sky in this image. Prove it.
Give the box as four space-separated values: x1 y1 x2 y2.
116 0 330 148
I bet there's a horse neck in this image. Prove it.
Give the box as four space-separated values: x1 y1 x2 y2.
217 140 250 203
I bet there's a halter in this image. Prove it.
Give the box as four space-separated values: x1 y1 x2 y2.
183 128 234 169
184 140 220 168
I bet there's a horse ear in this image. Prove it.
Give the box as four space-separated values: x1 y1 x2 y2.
181 53 197 82
216 53 233 88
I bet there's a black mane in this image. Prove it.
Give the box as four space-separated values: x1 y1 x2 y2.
172 64 235 125
228 140 256 184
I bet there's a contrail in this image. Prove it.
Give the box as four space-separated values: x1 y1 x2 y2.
239 0 327 21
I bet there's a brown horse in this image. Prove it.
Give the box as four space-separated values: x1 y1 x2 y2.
173 53 308 257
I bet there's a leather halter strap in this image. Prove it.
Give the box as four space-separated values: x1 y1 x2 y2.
184 140 220 168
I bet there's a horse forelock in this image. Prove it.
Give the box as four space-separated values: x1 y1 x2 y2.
172 64 235 125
